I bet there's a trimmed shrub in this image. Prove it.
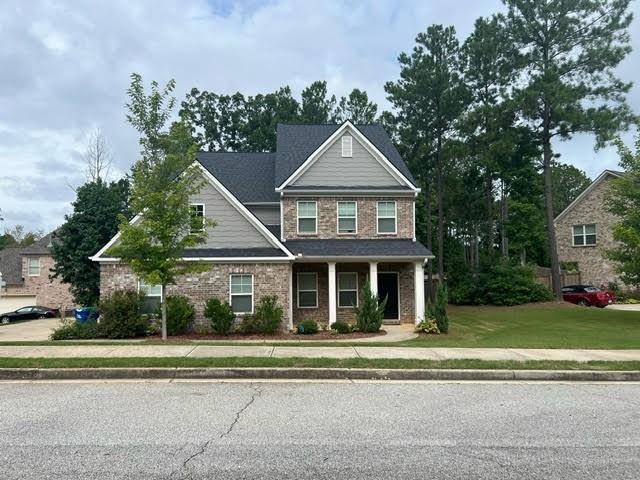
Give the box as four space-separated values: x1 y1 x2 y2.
157 295 194 336
99 289 148 338
237 314 260 334
253 295 284 334
204 298 236 335
330 321 352 334
50 320 102 340
415 318 440 334
297 319 319 335
354 281 386 333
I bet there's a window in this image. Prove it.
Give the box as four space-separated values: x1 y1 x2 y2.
297 272 318 308
139 279 162 314
28 258 40 276
572 224 596 246
341 135 352 157
377 201 397 234
338 272 358 308
337 201 357 234
230 274 253 314
297 201 317 234
190 204 205 233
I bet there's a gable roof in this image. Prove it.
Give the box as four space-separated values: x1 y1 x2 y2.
20 233 54 255
555 169 624 223
0 247 23 285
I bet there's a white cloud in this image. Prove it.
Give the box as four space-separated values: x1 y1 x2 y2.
0 0 638 232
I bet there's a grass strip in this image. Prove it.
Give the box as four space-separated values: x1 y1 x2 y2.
0 357 639 371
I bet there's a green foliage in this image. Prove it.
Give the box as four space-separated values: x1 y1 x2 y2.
551 162 592 217
334 88 378 123
156 295 194 336
331 321 353 334
431 284 449 333
297 319 319 335
237 315 260 335
50 320 102 340
449 259 553 306
354 281 387 333
50 179 130 306
99 289 148 339
606 134 640 288
0 225 44 251
204 298 236 335
415 318 440 335
252 295 284 334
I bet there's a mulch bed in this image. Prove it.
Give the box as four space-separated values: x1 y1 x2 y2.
147 330 387 342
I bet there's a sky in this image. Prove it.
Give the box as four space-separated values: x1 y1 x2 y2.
1 0 639 233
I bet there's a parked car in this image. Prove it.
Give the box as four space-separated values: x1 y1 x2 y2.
0 306 59 324
561 285 616 308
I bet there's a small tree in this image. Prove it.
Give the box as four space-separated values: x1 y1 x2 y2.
429 283 449 333
110 74 214 340
354 281 387 333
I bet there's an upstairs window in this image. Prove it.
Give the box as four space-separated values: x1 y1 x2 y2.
28 258 40 276
230 274 253 314
190 204 205 233
341 135 352 157
337 201 357 234
573 224 596 246
377 201 397 234
297 201 317 234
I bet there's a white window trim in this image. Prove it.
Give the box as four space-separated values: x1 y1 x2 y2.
297 272 318 308
28 258 41 277
229 273 254 315
336 201 358 235
137 279 162 297
376 201 397 235
297 200 318 235
572 223 597 247
341 135 353 157
190 203 205 233
338 272 358 308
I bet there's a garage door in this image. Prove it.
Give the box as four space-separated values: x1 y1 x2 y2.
0 296 37 313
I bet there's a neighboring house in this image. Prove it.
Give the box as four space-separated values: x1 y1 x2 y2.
0 233 75 312
555 169 624 288
93 121 433 330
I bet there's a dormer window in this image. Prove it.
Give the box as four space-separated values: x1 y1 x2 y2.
341 135 352 157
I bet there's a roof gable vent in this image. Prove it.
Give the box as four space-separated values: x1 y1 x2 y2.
341 135 352 158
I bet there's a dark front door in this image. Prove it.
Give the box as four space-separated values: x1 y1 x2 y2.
377 272 399 320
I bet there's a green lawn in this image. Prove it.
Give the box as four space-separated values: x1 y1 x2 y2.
0 356 638 371
398 303 640 349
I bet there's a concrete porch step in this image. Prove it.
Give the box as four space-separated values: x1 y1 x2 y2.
383 320 401 325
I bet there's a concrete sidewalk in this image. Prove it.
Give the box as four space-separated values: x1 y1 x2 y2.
0 345 639 361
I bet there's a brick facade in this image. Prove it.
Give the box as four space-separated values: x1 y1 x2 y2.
555 175 624 288
20 255 75 309
100 262 291 331
282 196 414 240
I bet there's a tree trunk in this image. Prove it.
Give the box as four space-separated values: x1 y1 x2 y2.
500 179 508 257
485 170 493 252
161 284 167 341
436 137 444 279
543 119 562 299
424 176 434 303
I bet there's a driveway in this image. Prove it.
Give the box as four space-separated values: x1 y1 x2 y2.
0 317 59 341
609 303 640 311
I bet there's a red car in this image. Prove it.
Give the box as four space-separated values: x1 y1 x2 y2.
561 285 616 308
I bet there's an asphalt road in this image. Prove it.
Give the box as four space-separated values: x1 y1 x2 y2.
0 380 639 479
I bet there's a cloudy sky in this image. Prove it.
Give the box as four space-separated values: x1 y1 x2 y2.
1 0 639 233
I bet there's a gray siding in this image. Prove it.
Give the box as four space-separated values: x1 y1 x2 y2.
247 205 280 225
190 181 273 248
292 134 403 187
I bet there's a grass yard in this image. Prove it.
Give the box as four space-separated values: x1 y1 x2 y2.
399 302 640 349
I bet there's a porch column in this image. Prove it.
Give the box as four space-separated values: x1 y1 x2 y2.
369 262 378 297
414 261 425 325
328 262 337 327
287 264 293 331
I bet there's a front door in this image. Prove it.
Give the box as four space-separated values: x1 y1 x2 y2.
377 272 399 320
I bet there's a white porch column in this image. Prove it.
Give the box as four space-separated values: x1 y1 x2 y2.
328 262 337 327
287 265 293 331
414 261 425 325
369 262 378 297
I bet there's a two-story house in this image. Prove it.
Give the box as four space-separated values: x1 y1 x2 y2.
93 121 433 330
555 169 624 288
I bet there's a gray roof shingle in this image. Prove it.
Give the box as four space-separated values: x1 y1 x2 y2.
20 233 54 255
284 239 432 258
182 247 286 258
0 247 23 285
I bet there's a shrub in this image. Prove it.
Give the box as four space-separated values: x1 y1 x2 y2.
297 319 319 334
415 318 440 334
99 289 148 338
204 298 236 335
331 321 352 334
430 284 449 333
50 319 102 340
156 295 194 336
354 281 386 333
252 295 284 334
237 314 259 334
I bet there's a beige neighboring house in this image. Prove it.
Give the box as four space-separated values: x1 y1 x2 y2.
554 169 625 288
0 233 75 312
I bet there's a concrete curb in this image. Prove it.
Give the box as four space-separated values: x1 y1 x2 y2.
1 368 639 382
